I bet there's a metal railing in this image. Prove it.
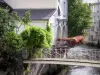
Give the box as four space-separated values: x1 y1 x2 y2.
38 48 100 61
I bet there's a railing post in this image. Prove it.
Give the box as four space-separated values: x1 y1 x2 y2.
89 51 92 60
92 50 93 60
94 50 97 60
40 49 42 58
64 48 67 58
55 48 57 58
60 48 62 58
50 48 51 58
98 50 100 60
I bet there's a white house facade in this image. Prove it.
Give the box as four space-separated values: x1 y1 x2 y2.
4 0 58 9
3 0 68 45
85 1 100 44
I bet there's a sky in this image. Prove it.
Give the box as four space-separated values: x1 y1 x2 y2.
83 0 98 3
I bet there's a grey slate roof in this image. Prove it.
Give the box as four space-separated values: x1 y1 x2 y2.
13 9 56 20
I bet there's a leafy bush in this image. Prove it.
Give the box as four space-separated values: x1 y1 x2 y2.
21 26 49 48
0 8 18 38
20 26 53 58
5 32 24 52
0 8 9 37
22 11 31 26
0 8 29 74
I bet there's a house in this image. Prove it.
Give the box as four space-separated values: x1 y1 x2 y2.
1 0 68 45
85 1 100 45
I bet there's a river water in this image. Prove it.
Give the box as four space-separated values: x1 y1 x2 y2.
28 44 100 75
68 66 100 75
67 44 100 75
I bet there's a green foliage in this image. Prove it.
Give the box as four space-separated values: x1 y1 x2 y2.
46 31 52 46
0 7 24 52
24 64 31 75
0 8 20 37
46 22 52 32
21 26 50 48
46 22 53 46
0 7 53 74
0 7 23 53
11 11 21 21
20 26 52 58
68 0 92 37
5 32 23 52
22 11 31 26
0 7 24 75
0 8 10 37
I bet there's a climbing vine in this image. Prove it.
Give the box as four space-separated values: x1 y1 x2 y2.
46 22 53 46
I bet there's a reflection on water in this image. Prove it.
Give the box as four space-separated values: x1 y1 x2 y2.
67 45 100 75
67 44 100 60
68 66 100 75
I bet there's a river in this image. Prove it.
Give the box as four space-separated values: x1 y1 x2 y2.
67 44 100 75
68 66 100 75
26 44 100 75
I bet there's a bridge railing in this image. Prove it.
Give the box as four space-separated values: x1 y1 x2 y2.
38 48 100 61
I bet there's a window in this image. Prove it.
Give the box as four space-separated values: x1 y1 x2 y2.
99 20 100 28
91 26 94 31
63 22 65 25
93 5 97 12
96 32 98 37
92 6 94 12
97 17 99 21
94 21 96 24
89 35 93 41
97 5 99 12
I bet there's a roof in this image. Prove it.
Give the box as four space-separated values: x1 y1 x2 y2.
0 0 12 11
13 9 56 20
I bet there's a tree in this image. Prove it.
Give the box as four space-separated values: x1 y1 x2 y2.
68 0 92 37
0 7 24 75
20 26 52 58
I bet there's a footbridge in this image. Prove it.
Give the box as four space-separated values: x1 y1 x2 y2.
24 46 100 67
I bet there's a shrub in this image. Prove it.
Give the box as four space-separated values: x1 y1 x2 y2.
0 8 18 38
21 26 50 48
5 32 23 52
20 26 52 58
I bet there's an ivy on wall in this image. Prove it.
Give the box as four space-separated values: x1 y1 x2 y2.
46 22 53 46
